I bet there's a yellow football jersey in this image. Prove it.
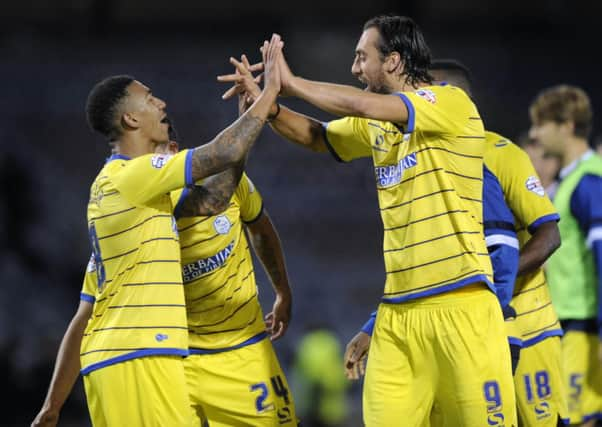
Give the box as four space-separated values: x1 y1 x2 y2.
325 84 492 302
171 173 265 351
483 132 562 346
81 151 194 375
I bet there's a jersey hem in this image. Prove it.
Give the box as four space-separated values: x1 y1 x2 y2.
381 273 493 303
188 331 268 355
80 348 189 375
521 329 563 348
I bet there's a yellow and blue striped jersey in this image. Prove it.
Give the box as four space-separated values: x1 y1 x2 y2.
171 173 266 351
81 150 194 375
324 84 492 302
483 131 561 347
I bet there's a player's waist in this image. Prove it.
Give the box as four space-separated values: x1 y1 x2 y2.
382 280 492 306
80 347 189 375
188 331 268 355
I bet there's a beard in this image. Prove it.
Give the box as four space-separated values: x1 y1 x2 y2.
365 73 392 94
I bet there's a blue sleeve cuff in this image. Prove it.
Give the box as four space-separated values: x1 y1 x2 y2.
185 149 194 187
80 292 95 303
394 93 415 133
360 310 377 336
527 213 560 235
173 187 190 219
321 122 345 163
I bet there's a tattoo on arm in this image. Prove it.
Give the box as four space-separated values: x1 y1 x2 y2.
178 162 244 217
191 113 264 182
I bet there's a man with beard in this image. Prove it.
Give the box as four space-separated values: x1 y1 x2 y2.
219 15 516 426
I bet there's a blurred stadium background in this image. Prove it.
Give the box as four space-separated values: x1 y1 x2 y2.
1 1 600 425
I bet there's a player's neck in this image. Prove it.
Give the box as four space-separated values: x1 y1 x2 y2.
395 77 430 93
112 135 155 159
561 136 590 167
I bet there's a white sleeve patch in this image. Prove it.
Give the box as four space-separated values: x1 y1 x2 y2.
151 154 173 169
586 226 602 248
525 176 545 196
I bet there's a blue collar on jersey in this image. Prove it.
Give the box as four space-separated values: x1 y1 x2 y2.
105 154 131 163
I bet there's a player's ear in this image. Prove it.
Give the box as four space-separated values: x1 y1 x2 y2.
122 112 139 130
387 51 402 74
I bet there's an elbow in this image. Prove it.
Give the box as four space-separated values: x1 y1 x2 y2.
350 96 372 118
550 230 561 255
539 221 561 259
548 223 561 255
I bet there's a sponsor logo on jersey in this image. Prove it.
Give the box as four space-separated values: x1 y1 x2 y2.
155 333 169 342
213 215 232 235
374 152 418 188
525 175 545 196
182 240 235 283
151 154 171 169
416 88 436 104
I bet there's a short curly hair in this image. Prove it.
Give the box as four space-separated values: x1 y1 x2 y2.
85 75 135 139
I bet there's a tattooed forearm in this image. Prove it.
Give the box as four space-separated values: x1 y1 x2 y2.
178 162 245 217
246 210 291 295
190 113 264 183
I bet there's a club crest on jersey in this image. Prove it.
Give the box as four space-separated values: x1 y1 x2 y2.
525 176 545 196
374 152 417 188
151 154 171 169
416 88 436 104
213 215 232 235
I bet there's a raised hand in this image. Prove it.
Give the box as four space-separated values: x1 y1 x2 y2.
218 54 263 104
275 44 295 96
261 34 284 95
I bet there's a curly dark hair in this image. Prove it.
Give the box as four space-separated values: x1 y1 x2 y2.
85 75 135 140
363 15 433 87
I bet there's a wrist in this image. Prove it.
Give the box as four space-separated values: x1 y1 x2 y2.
275 286 292 299
287 76 302 97
262 85 279 99
267 103 281 122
